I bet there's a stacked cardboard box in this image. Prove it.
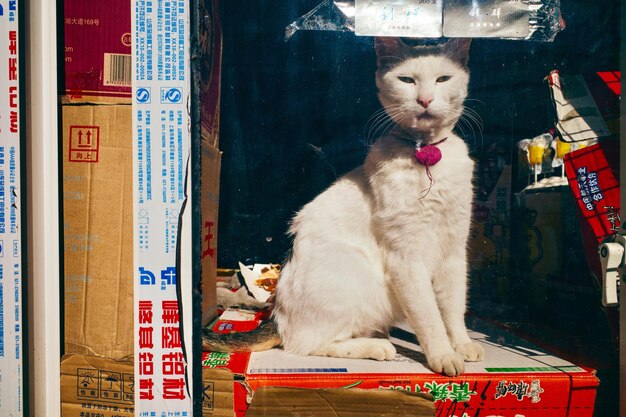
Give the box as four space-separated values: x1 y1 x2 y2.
61 3 139 415
60 0 222 414
202 316 599 417
62 0 134 361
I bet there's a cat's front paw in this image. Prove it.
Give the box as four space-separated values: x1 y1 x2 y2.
455 342 485 362
362 338 397 361
428 352 465 376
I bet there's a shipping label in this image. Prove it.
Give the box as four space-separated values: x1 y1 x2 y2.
575 167 605 212
355 0 443 37
133 0 193 415
64 0 133 99
0 0 23 416
68 125 100 162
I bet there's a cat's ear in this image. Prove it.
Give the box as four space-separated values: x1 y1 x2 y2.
374 37 405 68
446 38 472 67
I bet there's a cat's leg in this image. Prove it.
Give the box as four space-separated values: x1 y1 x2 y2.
433 248 484 362
312 337 396 361
386 252 465 376
274 229 395 361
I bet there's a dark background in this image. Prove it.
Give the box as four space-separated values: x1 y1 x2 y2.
216 0 620 267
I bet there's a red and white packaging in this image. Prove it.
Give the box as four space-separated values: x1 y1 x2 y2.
564 141 620 281
202 317 599 417
64 0 132 102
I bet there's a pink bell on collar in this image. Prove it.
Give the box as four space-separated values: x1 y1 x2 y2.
414 145 442 166
412 137 447 198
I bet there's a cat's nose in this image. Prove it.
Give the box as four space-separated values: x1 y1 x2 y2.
417 98 433 108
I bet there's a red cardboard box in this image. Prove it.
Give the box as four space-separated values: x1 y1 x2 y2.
564 141 621 280
63 0 132 102
202 321 598 417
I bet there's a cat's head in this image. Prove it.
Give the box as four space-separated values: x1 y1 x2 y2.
375 37 471 136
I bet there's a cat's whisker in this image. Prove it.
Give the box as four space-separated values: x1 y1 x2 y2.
456 113 474 138
455 118 469 141
365 106 403 141
458 109 484 153
463 107 484 130
364 109 390 132
465 110 484 131
463 109 484 136
372 114 401 142
465 113 479 140
367 114 393 144
365 107 408 144
365 111 388 133
464 98 486 106
458 115 477 145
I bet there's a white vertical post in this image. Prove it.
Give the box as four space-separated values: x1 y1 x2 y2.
133 0 194 413
619 2 626 417
25 0 61 416
0 0 25 415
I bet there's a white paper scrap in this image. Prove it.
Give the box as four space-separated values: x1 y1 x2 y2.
219 308 258 322
238 262 274 302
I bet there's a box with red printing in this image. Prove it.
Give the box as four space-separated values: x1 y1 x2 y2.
212 308 265 334
63 0 132 102
202 320 598 417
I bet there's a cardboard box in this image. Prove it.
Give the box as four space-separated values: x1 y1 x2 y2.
62 100 221 355
244 387 434 417
61 0 222 414
201 321 598 417
63 103 134 359
63 0 132 103
199 0 223 325
61 354 135 417
201 366 235 417
61 354 227 417
201 143 221 325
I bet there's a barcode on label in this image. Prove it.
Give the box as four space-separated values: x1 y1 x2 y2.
103 53 132 87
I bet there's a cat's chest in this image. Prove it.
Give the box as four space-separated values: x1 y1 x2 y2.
426 147 472 183
396 159 468 197
388 145 470 183
367 139 473 203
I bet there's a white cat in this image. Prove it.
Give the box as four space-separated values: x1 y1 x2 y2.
204 37 484 376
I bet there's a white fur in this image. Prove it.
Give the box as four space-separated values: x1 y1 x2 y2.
272 54 484 376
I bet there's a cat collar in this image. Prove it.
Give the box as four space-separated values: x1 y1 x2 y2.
392 132 448 197
413 137 447 167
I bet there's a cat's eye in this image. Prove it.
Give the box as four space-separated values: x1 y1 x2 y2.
436 75 452 83
398 76 415 84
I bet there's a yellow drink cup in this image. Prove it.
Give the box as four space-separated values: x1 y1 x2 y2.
528 145 545 165
555 139 571 158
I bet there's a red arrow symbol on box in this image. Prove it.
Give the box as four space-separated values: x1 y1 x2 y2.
86 130 92 144
78 130 83 144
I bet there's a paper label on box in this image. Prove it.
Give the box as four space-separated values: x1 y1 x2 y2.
64 0 133 100
133 0 193 414
443 0 531 38
219 308 258 322
247 323 583 377
355 0 443 37
0 2 23 416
